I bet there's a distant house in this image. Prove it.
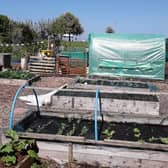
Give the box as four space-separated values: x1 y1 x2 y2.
63 34 74 41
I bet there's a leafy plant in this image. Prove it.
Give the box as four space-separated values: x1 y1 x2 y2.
1 155 16 166
133 128 141 138
0 70 34 79
102 129 115 139
27 150 38 160
7 129 19 141
80 126 88 136
0 143 14 154
148 137 168 144
0 130 39 166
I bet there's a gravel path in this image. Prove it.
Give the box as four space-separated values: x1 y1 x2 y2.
0 77 74 129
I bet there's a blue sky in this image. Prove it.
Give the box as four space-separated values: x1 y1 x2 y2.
0 0 167 40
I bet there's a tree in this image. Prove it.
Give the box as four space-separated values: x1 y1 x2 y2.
11 21 36 44
52 12 84 41
33 19 53 41
105 26 114 33
0 14 11 43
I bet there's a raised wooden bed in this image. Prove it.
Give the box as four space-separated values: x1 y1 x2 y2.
51 89 160 116
8 110 168 168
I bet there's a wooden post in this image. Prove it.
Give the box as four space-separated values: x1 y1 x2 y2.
68 143 73 168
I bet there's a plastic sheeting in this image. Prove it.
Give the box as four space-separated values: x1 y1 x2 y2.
60 51 87 60
166 52 168 62
89 33 166 80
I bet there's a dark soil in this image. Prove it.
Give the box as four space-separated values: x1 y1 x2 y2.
15 115 168 144
56 90 158 101
77 78 150 89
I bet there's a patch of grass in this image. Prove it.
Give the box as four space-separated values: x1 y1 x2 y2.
61 41 88 51
0 70 34 79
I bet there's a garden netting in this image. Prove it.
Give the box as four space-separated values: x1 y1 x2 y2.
89 33 166 80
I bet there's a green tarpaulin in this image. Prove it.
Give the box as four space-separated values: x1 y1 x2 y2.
89 33 166 80
60 51 87 60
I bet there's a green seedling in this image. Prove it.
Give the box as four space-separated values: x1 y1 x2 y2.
148 136 158 142
148 137 168 144
133 128 144 143
160 137 168 144
57 123 66 135
80 126 88 136
133 128 141 138
103 129 115 139
67 123 76 136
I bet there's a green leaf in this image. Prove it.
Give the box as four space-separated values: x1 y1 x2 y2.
1 155 16 166
103 129 115 139
15 140 26 152
80 126 88 136
27 139 35 145
27 150 38 160
6 129 19 141
134 133 141 138
133 128 140 134
0 143 14 154
103 129 109 135
160 137 168 144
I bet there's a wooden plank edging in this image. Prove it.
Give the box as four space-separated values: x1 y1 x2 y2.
17 132 168 152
